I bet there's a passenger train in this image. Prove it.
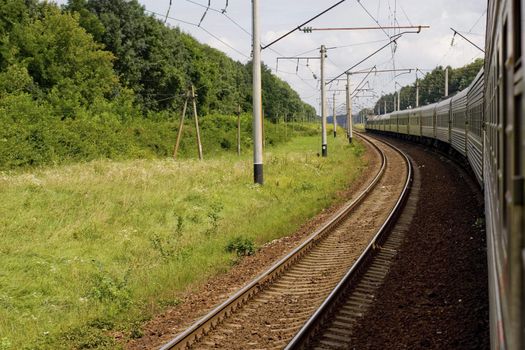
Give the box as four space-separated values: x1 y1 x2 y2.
366 0 524 348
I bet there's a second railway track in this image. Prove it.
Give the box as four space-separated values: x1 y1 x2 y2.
160 134 412 350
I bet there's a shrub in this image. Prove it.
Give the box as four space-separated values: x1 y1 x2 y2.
225 237 255 257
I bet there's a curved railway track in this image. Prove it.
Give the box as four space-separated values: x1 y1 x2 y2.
286 136 416 349
160 134 412 350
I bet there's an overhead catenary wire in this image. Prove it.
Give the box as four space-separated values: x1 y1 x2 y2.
164 0 173 23
399 3 413 26
328 33 411 84
183 0 328 97
185 0 320 91
146 9 250 59
197 0 211 26
356 0 390 39
221 0 228 13
185 0 251 35
261 0 348 50
467 9 487 34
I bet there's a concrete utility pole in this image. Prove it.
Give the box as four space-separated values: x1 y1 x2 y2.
384 100 386 114
320 45 327 157
346 73 353 143
397 89 401 111
237 104 241 156
252 0 263 184
394 94 397 111
416 79 420 107
445 67 449 97
332 92 337 138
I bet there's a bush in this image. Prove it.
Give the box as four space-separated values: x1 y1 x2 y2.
225 236 256 257
0 98 318 171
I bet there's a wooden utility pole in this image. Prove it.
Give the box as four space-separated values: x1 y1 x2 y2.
191 85 203 160
173 93 189 159
173 86 203 160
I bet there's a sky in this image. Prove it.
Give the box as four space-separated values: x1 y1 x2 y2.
55 0 487 114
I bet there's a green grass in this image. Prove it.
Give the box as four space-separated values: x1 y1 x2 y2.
0 131 365 349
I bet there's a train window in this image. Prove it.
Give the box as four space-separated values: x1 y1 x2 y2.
515 94 523 176
513 0 522 67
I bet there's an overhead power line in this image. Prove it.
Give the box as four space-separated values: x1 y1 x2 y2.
145 9 250 58
197 0 211 26
261 0 348 50
185 0 251 35
450 27 485 53
301 25 428 32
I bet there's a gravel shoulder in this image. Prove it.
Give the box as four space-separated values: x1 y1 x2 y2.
347 135 489 350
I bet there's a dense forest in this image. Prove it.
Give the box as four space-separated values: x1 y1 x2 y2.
374 58 484 113
0 0 316 170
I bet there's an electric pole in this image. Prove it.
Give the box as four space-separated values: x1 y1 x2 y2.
332 92 337 138
416 79 420 107
320 45 327 157
397 89 401 111
394 94 397 111
252 0 263 184
346 73 353 143
237 104 241 156
384 100 386 114
445 67 449 97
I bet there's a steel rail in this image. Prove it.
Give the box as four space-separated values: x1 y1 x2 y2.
159 133 390 350
285 133 413 349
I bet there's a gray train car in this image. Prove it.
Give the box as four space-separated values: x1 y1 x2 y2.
408 108 421 137
396 110 409 135
466 69 484 185
450 87 469 156
420 103 436 138
435 97 452 143
387 111 397 133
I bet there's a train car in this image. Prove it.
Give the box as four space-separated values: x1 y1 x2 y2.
420 103 436 138
387 111 397 133
484 0 524 348
408 107 421 137
466 69 484 185
450 87 469 156
366 2 525 344
435 97 452 143
396 109 410 135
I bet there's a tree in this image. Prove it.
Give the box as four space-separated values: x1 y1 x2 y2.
374 59 484 113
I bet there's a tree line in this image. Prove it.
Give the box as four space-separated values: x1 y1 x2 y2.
373 59 484 114
0 0 316 169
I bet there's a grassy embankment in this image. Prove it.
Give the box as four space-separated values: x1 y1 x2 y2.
0 130 365 349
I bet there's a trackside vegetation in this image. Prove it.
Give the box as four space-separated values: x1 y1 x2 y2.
0 0 316 170
0 1 368 348
0 132 365 349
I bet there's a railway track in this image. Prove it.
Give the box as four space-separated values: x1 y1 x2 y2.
286 137 417 349
160 134 412 350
